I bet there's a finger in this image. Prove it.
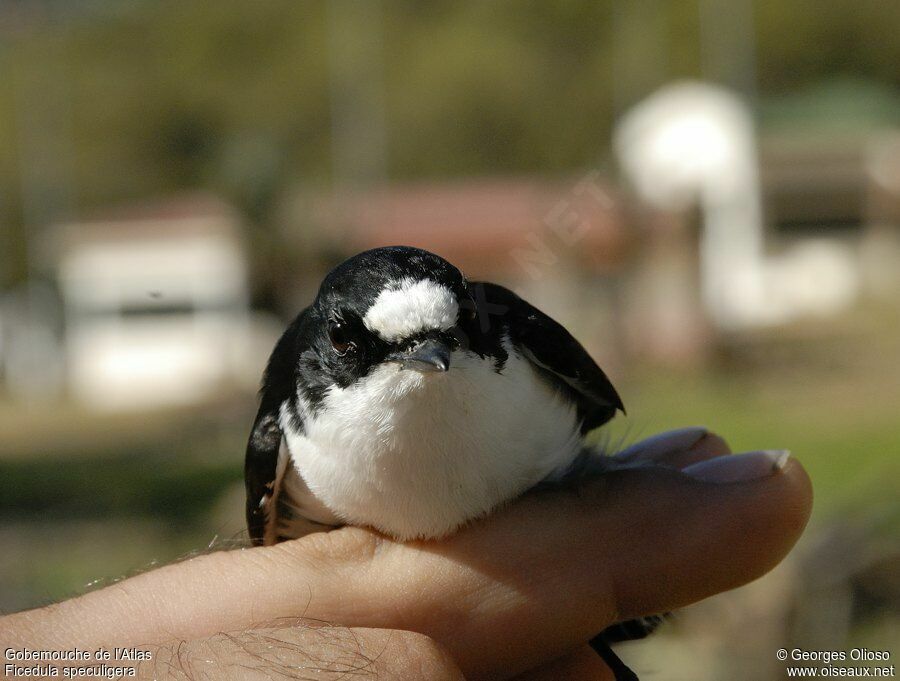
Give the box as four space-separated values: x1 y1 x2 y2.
613 427 731 468
593 453 809 620
681 449 789 483
514 645 613 681
395 456 810 677
5 457 811 681
613 426 708 462
145 626 463 681
669 431 732 468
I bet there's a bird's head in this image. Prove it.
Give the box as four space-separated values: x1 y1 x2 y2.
302 246 483 393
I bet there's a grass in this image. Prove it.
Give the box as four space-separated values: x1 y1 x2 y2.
0 451 240 521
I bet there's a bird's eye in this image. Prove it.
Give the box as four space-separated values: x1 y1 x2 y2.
328 321 353 355
463 304 477 323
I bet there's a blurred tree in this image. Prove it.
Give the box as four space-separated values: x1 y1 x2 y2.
0 0 898 286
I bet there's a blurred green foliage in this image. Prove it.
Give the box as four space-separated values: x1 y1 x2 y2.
2 0 900 283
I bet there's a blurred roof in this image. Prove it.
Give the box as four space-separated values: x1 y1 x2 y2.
85 192 238 226
46 193 242 261
306 177 632 277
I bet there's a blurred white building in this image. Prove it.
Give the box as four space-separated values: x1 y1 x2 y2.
51 194 265 411
615 81 900 339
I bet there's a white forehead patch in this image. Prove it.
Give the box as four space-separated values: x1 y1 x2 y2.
363 278 459 341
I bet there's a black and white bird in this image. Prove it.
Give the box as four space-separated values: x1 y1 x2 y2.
245 245 624 544
245 245 647 679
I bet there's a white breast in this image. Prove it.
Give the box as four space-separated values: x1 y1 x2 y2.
280 343 583 540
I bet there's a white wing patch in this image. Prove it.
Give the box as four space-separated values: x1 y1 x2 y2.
363 278 459 341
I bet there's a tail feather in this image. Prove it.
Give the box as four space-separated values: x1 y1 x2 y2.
599 614 669 643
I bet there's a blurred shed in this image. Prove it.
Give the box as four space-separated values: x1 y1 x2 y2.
760 78 900 301
49 194 260 411
298 176 632 276
616 80 900 348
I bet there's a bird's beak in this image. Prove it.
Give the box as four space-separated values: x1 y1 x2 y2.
396 338 451 373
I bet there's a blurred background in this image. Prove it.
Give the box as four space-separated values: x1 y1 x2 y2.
0 1 897 677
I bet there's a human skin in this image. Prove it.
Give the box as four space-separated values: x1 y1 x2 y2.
0 429 812 680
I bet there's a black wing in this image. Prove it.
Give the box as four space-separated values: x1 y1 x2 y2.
475 282 624 433
244 309 306 546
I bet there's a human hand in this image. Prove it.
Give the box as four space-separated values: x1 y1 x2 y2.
0 428 811 680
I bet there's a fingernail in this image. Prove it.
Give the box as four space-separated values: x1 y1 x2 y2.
614 426 709 463
682 450 791 483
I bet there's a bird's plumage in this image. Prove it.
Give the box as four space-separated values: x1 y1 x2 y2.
245 245 623 545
